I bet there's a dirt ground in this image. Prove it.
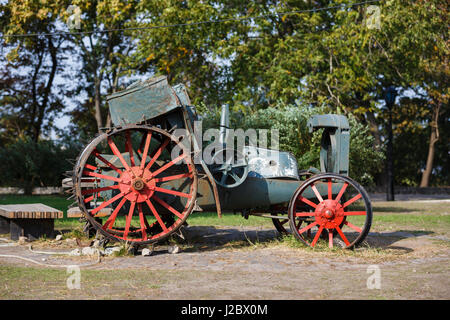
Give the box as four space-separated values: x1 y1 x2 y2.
0 221 449 300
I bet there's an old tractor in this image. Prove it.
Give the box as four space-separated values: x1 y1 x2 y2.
71 75 372 249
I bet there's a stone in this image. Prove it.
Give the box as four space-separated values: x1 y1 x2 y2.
81 247 97 256
168 245 180 254
69 248 81 256
104 246 121 256
55 234 63 241
141 248 152 256
18 236 28 245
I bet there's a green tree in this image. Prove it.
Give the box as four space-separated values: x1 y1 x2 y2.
0 138 82 193
59 0 139 135
0 0 68 143
130 0 233 109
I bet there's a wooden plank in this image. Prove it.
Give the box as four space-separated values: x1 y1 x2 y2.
0 204 63 219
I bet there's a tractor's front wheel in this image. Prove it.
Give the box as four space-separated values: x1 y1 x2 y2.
288 173 372 249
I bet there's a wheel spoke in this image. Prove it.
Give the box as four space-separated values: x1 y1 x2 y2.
311 225 324 247
107 137 132 172
344 221 363 233
90 192 125 215
140 132 152 170
124 197 137 239
81 185 120 196
125 131 136 167
335 182 348 202
298 196 317 209
230 172 240 182
311 184 324 202
298 221 317 234
343 194 362 208
85 164 98 171
83 170 121 183
145 138 170 171
137 203 148 240
83 195 95 203
328 229 334 248
92 148 122 174
154 172 192 183
154 187 192 199
295 212 315 217
137 132 146 154
103 197 127 230
343 211 366 216
280 219 289 225
152 195 184 219
335 226 350 246
220 172 227 184
145 199 168 232
152 154 187 178
328 178 332 200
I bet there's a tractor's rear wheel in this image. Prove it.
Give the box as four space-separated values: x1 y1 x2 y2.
288 173 372 249
73 125 197 245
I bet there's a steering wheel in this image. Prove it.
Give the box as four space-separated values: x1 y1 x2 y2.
209 148 248 188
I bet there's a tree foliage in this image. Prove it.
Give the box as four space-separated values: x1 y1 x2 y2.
0 0 448 187
0 137 82 193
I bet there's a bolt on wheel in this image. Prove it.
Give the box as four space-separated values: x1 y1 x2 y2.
288 173 372 249
73 125 197 245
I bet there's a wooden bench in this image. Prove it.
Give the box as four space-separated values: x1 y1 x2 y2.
0 204 63 240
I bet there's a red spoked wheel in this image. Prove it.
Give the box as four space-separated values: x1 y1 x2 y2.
288 173 372 249
73 125 197 245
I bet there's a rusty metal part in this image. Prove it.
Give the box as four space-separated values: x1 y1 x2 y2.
107 76 182 126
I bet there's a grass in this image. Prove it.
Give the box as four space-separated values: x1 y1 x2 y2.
0 265 168 299
0 194 71 213
0 194 449 235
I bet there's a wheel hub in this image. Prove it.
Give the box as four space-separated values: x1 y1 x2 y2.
315 199 344 229
132 178 145 191
118 166 155 203
324 209 334 219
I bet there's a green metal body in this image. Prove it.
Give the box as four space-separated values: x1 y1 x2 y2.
307 114 350 176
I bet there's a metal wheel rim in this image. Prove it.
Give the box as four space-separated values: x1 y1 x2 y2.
288 173 372 249
73 125 198 245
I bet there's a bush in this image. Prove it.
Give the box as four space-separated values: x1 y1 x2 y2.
0 137 82 193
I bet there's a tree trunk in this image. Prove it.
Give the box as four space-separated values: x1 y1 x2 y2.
420 103 440 187
366 111 382 148
33 37 58 141
94 77 103 133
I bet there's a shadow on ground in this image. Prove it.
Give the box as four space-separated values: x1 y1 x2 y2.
167 225 437 255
